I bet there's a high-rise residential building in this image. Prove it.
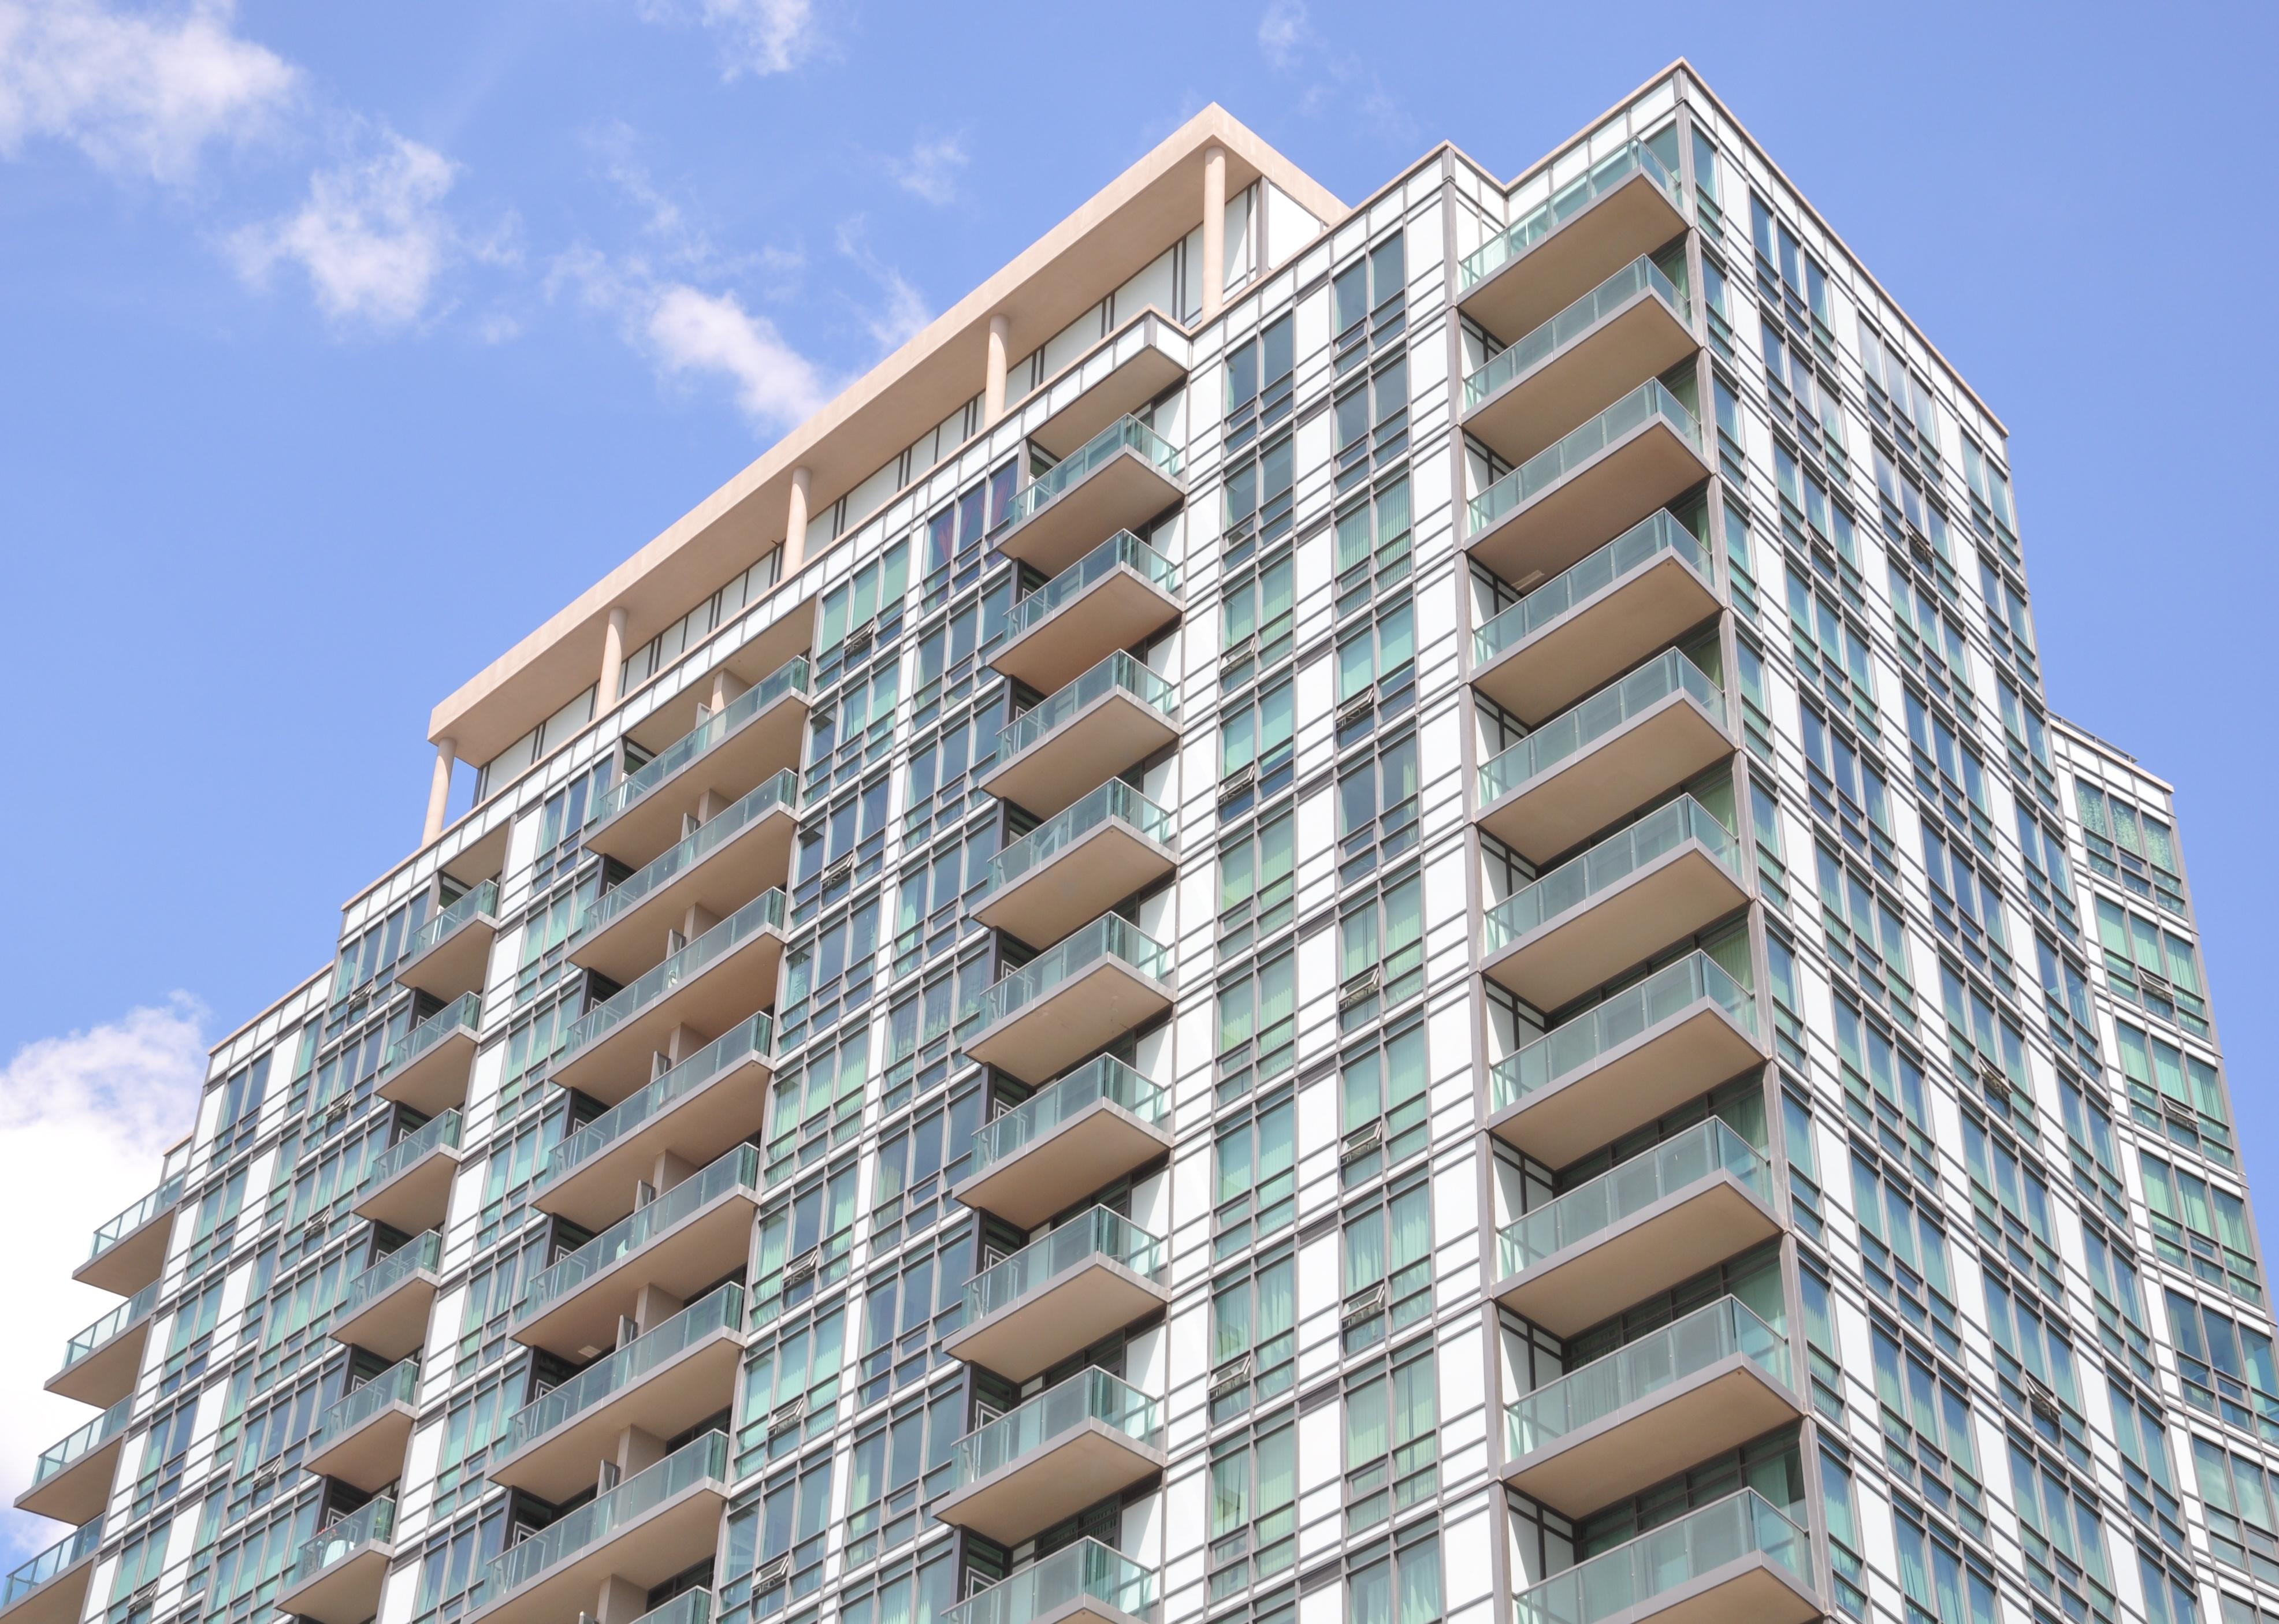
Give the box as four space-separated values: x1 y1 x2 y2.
11 57 2266 1624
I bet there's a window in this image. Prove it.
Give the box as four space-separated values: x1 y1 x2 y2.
1961 434 2018 565
2058 1066 2126 1223
1979 556 2038 683
1218 804 1295 953
842 1384 958 1567
722 1448 834 1614
2141 1150 2261 1303
1334 473 1414 614
2096 897 2206 1034
474 1109 559 1250
1961 1111 2060 1299
1800 703 1895 872
2008 1436 2114 1618
1871 1321 1983 1531
1336 593 1417 707
1903 691 1993 852
854 1226 971 1405
1734 630 1774 762
794 773 893 907
1211 1242 1295 1421
1216 948 1295 1104
1922 825 2008 975
752 1159 860 1318
2139 1550 2201 1624
779 894 882 1046
1764 929 1805 1068
515 879 592 1005
453 1232 545 1379
869 1084 982 1247
1223 431 1295 554
1340 1018 1427 1186
331 891 435 1003
1935 962 2026 1101
1209 1410 1296 1599
1832 999 1935 1177
923 465 1013 602
2166 1287 2279 1443
1981 1267 2082 1445
1816 840 1913 1014
1334 349 1410 491
806 657 901 786
2080 1219 2152 1380
1888 557 1972 710
1892 1499 1997 1624
1338 867 1424 1031
1852 1151 1958 1352
1761 322 1842 455
2195 1436 2279 1584
429 1366 518 1518
737 1299 847 1469
1215 1085 1295 1257
2017 806 2077 932
2116 1017 2233 1167
1997 671 2058 802
893 828 986 974
1857 318 1943 466
909 594 982 720
1224 312 1295 449
1341 1171 1431 1353
1750 776 1790 914
1345 1342 1436 1533
1774 441 1861 574
1220 546 1294 692
1345 1523 1440 1624
817 537 910 661
1784 563 1875 726
764 1031 869 1179
1712 374 1748 490
1219 675 1295 812
1339 732 1421 886
2107 1383 2185 1550
2075 781 2187 917
1333 230 1406 371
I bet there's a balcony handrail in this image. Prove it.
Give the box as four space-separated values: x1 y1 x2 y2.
314 1357 421 1449
1474 509 1709 663
544 1015 773 1188
593 657 811 828
579 770 800 938
556 889 787 1064
86 1171 185 1261
519 1146 760 1323
383 993 481 1075
987 779 1176 897
1460 138 1682 291
1466 255 1688 407
954 1368 1161 1485
1484 795 1739 951
504 1283 744 1455
1006 530 1181 641
1478 649 1722 806
365 1109 463 1191
2 1518 101 1607
997 650 1178 763
965 1206 1165 1324
627 1592 713 1624
61 1280 158 1370
288 1495 396 1588
1507 1297 1789 1458
341 1230 442 1320
994 415 1183 538
1510 1488 1808 1624
33 1397 131 1484
943 1537 1157 1624
1469 379 1701 535
970 1055 1169 1176
404 880 499 963
961 913 1172 1035
1490 951 1756 1112
1499 1118 1769 1276
483 1432 730 1599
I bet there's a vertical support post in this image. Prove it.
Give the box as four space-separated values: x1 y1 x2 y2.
423 738 456 843
1202 144 1228 321
783 465 812 578
596 605 628 713
984 312 1011 425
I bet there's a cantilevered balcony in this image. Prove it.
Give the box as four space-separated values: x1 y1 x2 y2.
1473 510 1719 724
1464 257 1695 465
571 771 799 985
377 993 482 1115
536 1016 772 1231
991 416 1185 578
333 1231 442 1361
1488 953 1767 1167
933 1370 1165 1545
550 890 787 1100
278 1498 396 1624
1510 1489 1819 1624
995 531 1183 694
1482 797 1748 1012
1475 650 1732 864
47 1281 156 1407
355 1110 463 1234
473 1432 730 1624
943 1538 1155 1624
17 1399 129 1522
1504 1299 1801 1515
73 1170 184 1294
954 1057 1172 1229
303 1358 421 1492
945 1208 1168 1382
1459 139 1688 341
0 1518 99 1624
514 1145 760 1359
396 881 500 1000
585 658 811 869
1466 380 1709 591
1491 1119 1779 1335
492 1284 743 1500
973 780 1177 951
960 915 1173 1086
980 653 1178 820
1024 311 1192 461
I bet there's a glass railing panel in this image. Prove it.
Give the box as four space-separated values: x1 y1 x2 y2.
341 1231 442 1319
961 914 1172 1035
315 1358 421 1449
1507 1298 1789 1458
1510 1489 1807 1624
557 889 786 1061
1489 952 1756 1112
405 880 499 962
1484 796 1738 951
87 1172 185 1260
628 1592 713 1624
581 772 800 937
987 780 1176 897
943 1537 1157 1624
1474 510 1709 663
33 1398 131 1484
505 1284 743 1454
1006 531 1181 640
593 658 811 827
61 1282 158 1370
1468 380 1701 535
384 993 481 1075
519 1146 760 1323
1499 1119 1768 1276
954 1369 1160 1485
1477 650 1722 806
997 651 1177 761
544 1015 772 1188
485 1433 729 1597
366 1110 462 1190
288 1496 396 1587
2 1519 101 1606
1466 256 1687 408
970 1056 1169 1176
965 1207 1165 1323
995 416 1183 536
1459 139 1682 291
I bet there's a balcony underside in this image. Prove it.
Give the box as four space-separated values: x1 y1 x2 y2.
1493 1172 1782 1336
980 694 1178 821
46 1321 150 1409
1029 348 1189 461
13 1440 121 1524
1477 691 1733 865
551 936 785 1103
278 1544 390 1624
962 959 1174 1087
304 1398 418 1495
1466 292 1697 465
1460 166 1689 340
354 1143 463 1235
570 804 798 985
396 917 496 1002
377 1029 477 1116
972 818 1176 952
953 1097 1173 1230
332 1270 439 1364
944 1256 1168 1383
1484 842 1748 1013
536 1052 773 1232
932 1420 1166 1545
0 1551 94 1624
1583 1552 1821 1624
72 1212 170 1297
1473 551 1719 726
1468 418 1710 593
489 1329 741 1502
994 567 1184 695
514 1188 759 1360
995 452 1184 579
1488 1001 1768 1168
469 1483 727 1624
585 692 808 870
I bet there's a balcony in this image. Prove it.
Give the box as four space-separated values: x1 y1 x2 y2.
945 1208 1168 1382
980 652 1178 820
1464 257 1694 465
278 1497 396 1624
973 780 1177 951
73 1170 184 1294
1459 139 1688 341
585 657 811 869
1475 651 1731 864
16 1399 128 1522
1491 1119 1779 1335
1024 311 1192 461
550 890 787 1101
303 1358 421 1492
991 416 1185 579
396 880 500 1000
934 1370 1165 1545
1504 1299 1800 1515
1473 510 1719 725
944 1538 1155 1624
995 531 1183 695
332 1230 443 1361
47 1281 156 1406
377 993 482 1115
1482 797 1748 1012
960 915 1173 1086
1488 953 1767 1166
1510 1489 1819 1624
0 1518 99 1624
355 1109 464 1234
571 770 800 984
1466 380 1710 591
955 1057 1171 1229
473 1432 730 1624
536 1015 772 1231
492 1284 743 1500
514 1145 760 1360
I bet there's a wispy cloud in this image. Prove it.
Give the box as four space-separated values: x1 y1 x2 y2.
635 0 820 80
834 216 930 352
888 131 966 207
1254 0 1412 144
646 283 826 424
1255 0 1308 70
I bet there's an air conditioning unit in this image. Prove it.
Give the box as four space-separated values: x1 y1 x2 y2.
782 1247 823 1286
1210 1354 1254 1396
1339 967 1382 1009
754 1555 794 1592
1341 1120 1385 1163
1341 1283 1389 1325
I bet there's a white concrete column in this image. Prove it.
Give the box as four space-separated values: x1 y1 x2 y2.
783 465 812 577
1202 144 1228 321
984 312 1011 425
596 605 628 712
422 738 456 843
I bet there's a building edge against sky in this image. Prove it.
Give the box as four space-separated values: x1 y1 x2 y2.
12 56 2271 1624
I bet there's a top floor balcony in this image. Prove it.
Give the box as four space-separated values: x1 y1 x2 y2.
972 779 1177 952
0 1517 101 1624
1510 1488 1819 1624
395 880 500 1000
1459 138 1687 341
991 416 1184 578
980 651 1179 821
994 529 1184 695
1023 310 1191 462
47 1280 158 1407
74 1169 185 1295
960 914 1174 1086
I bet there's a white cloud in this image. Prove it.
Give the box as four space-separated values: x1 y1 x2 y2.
834 217 932 353
646 282 826 426
1256 0 1309 69
889 132 966 207
638 0 818 79
0 0 295 182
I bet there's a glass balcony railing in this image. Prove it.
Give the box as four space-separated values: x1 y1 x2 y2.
962 914 1172 1036
365 1110 462 1190
1466 256 1687 409
579 771 800 938
32 1398 129 1486
1490 952 1756 1112
1474 511 1708 664
1484 796 1738 951
954 1369 1161 1486
2 1518 101 1607
1511 1489 1808 1624
484 1432 729 1599
1006 531 1181 641
994 416 1183 538
519 1146 760 1324
556 889 786 1063
593 658 811 828
383 993 481 1076
504 1284 743 1457
965 1207 1165 1324
86 1172 184 1262
315 1357 421 1451
404 881 498 963
1497 1119 1769 1276
945 1538 1157 1624
1478 650 1722 807
1468 380 1701 535
341 1231 442 1320
970 1056 1169 1178
287 1496 396 1589
1459 139 1682 291
1507 1298 1789 1459
544 1015 772 1190
987 780 1176 898
997 651 1177 762
60 1281 158 1372
629 1592 712 1624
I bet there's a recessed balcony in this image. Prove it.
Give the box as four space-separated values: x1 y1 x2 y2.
954 1056 1172 1229
960 914 1174 1086
1488 952 1767 1167
1459 138 1688 341
550 890 787 1101
945 1207 1169 1383
514 1145 760 1360
1509 1488 1819 1624
332 1230 443 1361
396 880 500 1000
278 1498 397 1624
47 1280 157 1407
72 1170 184 1294
15 1399 129 1522
1482 796 1748 1012
585 657 811 869
1466 380 1710 591
1024 311 1192 461
1473 509 1719 725
942 1537 1156 1624
304 1357 421 1492
376 993 482 1115
570 771 800 985
355 1109 464 1234
0 1518 100 1624
991 416 1185 579
994 531 1183 695
980 651 1178 820
972 780 1177 951
1475 650 1732 865
933 1370 1165 1545
492 1283 743 1502
1492 1119 1779 1335
536 1015 772 1231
